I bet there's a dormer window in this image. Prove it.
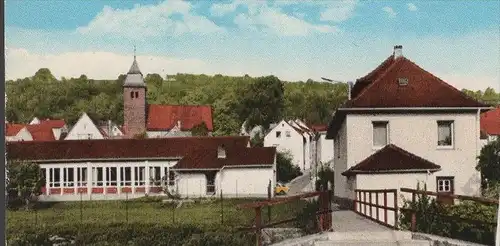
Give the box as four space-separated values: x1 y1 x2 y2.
398 78 408 86
217 145 226 159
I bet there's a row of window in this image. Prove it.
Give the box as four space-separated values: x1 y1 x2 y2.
275 130 291 138
44 167 176 188
372 120 454 148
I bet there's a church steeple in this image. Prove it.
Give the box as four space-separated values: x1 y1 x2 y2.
123 46 146 88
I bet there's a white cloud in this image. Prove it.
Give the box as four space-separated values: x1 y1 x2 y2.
319 1 358 22
382 6 397 18
210 1 241 16
407 3 418 11
234 4 338 36
77 1 224 39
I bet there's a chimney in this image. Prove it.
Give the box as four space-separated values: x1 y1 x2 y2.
393 45 403 59
347 81 354 100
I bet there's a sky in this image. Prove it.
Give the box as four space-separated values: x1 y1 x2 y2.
5 0 500 91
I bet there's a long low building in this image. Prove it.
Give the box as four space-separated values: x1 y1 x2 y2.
6 136 277 201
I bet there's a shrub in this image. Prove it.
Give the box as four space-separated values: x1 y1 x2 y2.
399 183 496 245
277 151 302 183
293 199 320 234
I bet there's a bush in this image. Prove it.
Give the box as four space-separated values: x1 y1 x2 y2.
7 222 255 246
399 183 496 245
315 166 334 191
293 199 320 234
277 151 302 183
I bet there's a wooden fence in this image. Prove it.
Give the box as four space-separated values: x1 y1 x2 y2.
353 189 398 228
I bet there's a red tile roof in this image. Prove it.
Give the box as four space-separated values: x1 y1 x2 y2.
346 56 487 108
26 124 56 141
175 146 276 169
481 107 500 136
342 144 441 176
7 136 250 162
6 124 26 136
351 55 396 99
38 119 66 128
147 104 213 131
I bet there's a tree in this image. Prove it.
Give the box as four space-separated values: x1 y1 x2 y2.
33 68 56 82
276 151 302 183
250 134 264 147
476 138 500 188
191 122 209 136
236 75 285 132
7 160 45 210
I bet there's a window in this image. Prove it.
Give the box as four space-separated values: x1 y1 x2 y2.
372 121 388 147
92 167 103 186
168 170 176 186
120 167 132 186
150 167 161 186
285 131 291 137
76 167 87 186
135 91 139 98
130 91 134 98
134 167 145 186
50 168 61 187
206 172 216 195
276 131 282 138
105 167 117 186
437 121 454 147
63 168 74 187
437 177 453 193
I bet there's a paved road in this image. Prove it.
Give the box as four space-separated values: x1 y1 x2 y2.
284 170 313 196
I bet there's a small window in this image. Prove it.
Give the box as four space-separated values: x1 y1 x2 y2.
398 77 408 86
276 131 282 138
437 121 453 147
372 121 388 147
130 91 134 98
206 172 216 195
285 131 291 137
436 177 454 193
135 91 139 98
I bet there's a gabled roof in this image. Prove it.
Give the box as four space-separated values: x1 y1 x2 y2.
346 56 488 108
26 124 57 141
147 104 214 131
175 146 276 170
342 144 441 176
481 107 500 136
6 124 26 136
7 136 251 162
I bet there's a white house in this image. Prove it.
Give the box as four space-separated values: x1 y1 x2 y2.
480 107 500 148
65 113 106 140
326 45 491 205
310 125 334 166
7 136 277 201
6 124 33 141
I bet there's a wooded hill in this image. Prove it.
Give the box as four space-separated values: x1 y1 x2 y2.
6 68 500 136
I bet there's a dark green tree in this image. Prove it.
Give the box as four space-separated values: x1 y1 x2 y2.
476 138 500 187
276 151 302 183
191 122 209 136
7 160 45 210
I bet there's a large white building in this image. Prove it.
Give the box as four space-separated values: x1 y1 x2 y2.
7 136 277 201
326 45 491 205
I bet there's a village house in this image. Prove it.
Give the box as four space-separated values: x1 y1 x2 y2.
263 119 334 172
122 55 213 138
64 112 124 140
480 107 500 148
326 45 492 205
6 136 277 201
6 118 68 142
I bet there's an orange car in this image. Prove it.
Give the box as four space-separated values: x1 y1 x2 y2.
275 182 289 195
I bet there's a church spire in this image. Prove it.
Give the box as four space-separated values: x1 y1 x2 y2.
123 46 146 87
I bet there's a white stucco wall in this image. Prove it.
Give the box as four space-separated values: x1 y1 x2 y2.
6 128 33 141
219 167 275 198
319 132 334 164
264 120 306 170
176 173 207 198
65 113 104 140
335 112 481 199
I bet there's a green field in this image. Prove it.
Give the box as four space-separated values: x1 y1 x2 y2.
8 196 306 232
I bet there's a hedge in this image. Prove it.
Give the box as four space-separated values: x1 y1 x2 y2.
7 222 255 246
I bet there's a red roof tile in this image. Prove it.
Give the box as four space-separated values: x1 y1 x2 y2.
342 144 441 176
39 119 66 128
351 55 396 99
147 104 213 131
7 136 250 162
481 107 500 136
347 56 487 108
6 124 26 136
175 146 276 169
26 124 56 141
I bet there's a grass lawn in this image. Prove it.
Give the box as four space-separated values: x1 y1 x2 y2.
7 196 307 231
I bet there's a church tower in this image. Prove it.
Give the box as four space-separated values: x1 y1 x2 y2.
123 50 147 138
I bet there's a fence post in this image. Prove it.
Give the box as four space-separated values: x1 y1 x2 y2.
267 180 271 224
393 190 398 229
255 207 262 246
220 189 224 225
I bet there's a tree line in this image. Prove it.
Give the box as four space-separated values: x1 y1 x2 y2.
6 68 499 136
